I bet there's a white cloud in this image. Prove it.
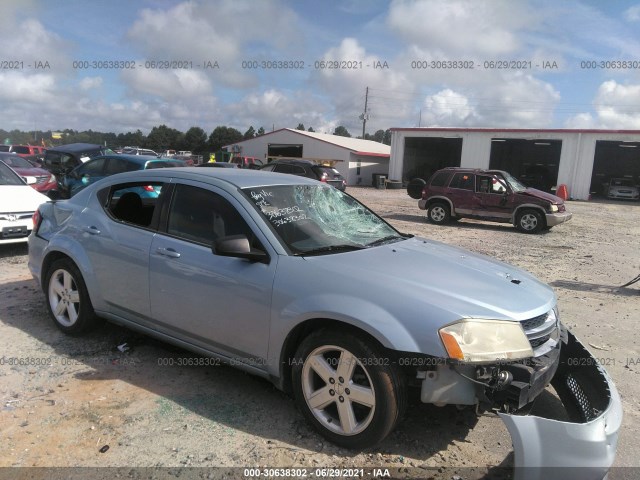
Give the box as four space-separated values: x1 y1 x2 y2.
566 80 640 129
313 38 414 133
387 0 537 56
126 0 302 90
79 76 103 90
624 4 640 22
422 89 477 126
0 72 57 103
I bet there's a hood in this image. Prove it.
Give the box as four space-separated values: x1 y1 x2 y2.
12 166 51 177
0 185 50 213
520 188 563 204
305 237 556 321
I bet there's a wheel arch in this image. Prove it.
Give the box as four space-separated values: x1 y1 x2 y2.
40 244 101 309
426 196 454 212
277 318 404 394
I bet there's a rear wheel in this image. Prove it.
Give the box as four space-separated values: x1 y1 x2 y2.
292 330 406 449
44 258 98 335
427 202 451 225
516 209 544 234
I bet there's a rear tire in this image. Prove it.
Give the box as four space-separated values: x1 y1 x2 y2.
44 258 98 335
292 330 406 449
427 202 451 225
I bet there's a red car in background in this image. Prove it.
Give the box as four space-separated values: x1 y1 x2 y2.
0 153 58 196
0 144 45 157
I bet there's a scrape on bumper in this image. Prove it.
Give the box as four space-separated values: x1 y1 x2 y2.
499 330 622 480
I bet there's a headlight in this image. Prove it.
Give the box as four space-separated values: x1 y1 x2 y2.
549 204 559 213
439 319 533 363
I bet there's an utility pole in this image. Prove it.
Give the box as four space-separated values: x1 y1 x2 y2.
360 86 369 138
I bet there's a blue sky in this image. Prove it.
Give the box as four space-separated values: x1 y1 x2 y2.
2 0 640 135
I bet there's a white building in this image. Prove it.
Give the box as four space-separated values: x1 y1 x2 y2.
389 128 640 200
225 128 390 186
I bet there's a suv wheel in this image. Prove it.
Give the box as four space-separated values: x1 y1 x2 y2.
407 178 426 199
427 202 451 225
516 209 544 234
292 330 406 449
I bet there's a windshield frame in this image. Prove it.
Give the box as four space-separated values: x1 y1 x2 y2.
241 184 406 256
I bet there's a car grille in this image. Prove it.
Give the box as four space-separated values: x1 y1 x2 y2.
521 310 559 353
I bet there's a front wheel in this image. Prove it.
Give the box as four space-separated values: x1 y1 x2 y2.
292 330 406 449
516 209 544 234
44 258 98 335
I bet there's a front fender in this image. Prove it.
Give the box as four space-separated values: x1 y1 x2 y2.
499 330 622 480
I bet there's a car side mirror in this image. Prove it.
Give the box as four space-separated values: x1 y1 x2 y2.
213 234 269 263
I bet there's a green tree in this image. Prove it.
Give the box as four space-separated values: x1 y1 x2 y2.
243 126 256 140
117 130 145 148
307 127 315 132
183 127 208 154
145 125 183 153
296 123 305 131
383 129 392 145
257 127 266 136
372 129 385 143
333 125 351 137
208 126 243 152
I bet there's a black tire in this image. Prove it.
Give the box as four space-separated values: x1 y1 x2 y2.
44 258 99 335
292 329 406 449
407 178 426 199
427 202 451 225
516 209 544 234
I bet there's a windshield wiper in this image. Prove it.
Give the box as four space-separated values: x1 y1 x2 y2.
298 244 365 256
366 235 406 247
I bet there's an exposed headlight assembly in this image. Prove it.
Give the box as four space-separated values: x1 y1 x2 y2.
549 204 559 213
439 319 533 363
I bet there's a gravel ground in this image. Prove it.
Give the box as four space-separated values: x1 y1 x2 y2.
0 186 638 479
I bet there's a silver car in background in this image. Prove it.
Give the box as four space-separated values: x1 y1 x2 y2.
28 168 621 480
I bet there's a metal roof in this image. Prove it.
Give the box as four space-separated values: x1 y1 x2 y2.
226 128 390 156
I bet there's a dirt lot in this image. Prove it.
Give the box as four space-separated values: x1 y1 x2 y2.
1 187 638 479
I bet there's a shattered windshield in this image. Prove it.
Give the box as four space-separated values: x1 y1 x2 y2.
502 172 527 193
243 185 404 255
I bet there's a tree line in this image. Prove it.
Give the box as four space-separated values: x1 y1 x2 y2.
1 124 392 156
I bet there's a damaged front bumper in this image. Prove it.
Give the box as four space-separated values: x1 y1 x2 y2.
499 330 622 480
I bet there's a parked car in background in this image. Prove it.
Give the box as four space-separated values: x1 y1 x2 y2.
605 178 640 200
28 168 621 475
0 153 58 196
0 160 50 244
197 162 238 168
58 154 178 198
230 156 264 169
409 167 571 233
260 159 346 191
0 144 45 157
121 147 159 157
43 143 113 177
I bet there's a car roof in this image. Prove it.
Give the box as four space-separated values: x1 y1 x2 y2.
88 154 154 165
94 166 321 189
47 143 104 153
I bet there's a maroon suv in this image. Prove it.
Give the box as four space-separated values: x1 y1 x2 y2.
409 167 572 233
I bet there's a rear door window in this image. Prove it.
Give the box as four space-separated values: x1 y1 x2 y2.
449 172 474 190
429 171 450 187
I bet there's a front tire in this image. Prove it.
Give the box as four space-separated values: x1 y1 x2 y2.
292 330 406 449
427 202 451 225
516 209 544 234
44 258 98 335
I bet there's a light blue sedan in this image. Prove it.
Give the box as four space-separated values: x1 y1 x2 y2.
28 168 621 479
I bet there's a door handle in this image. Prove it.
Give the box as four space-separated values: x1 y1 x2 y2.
156 247 181 258
84 226 101 235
